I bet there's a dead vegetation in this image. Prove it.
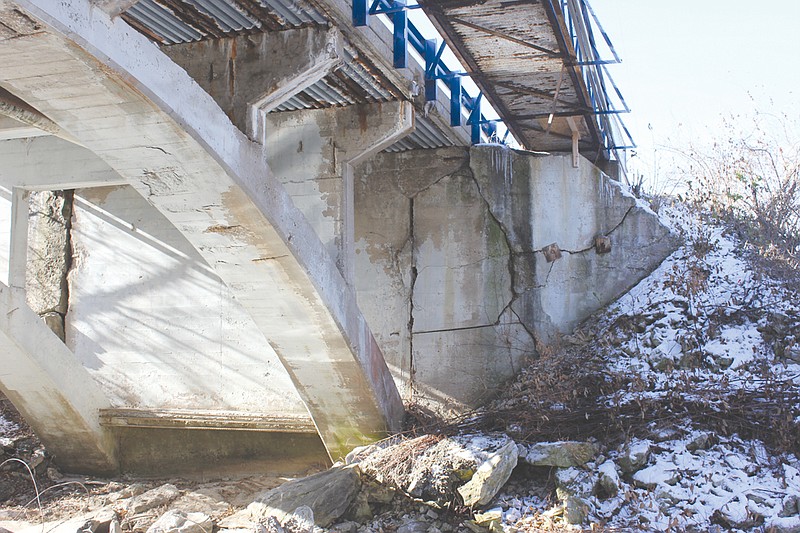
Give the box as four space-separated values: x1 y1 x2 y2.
405 206 800 463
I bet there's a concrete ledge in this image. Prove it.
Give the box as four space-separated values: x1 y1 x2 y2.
100 408 317 433
113 426 329 478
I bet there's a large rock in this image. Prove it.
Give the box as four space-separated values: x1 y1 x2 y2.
219 466 361 528
555 468 595 526
146 510 212 533
457 438 518 507
518 441 598 468
355 433 516 507
127 484 181 514
617 441 651 473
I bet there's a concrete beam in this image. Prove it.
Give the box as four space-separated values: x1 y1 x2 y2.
0 281 118 474
303 0 471 146
0 115 50 140
265 101 414 283
0 86 80 144
0 136 127 190
1 0 403 460
164 27 343 139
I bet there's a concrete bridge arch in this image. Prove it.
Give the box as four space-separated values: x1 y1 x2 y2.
0 0 404 473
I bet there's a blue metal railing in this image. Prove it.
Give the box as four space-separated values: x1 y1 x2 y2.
353 0 501 144
560 0 635 159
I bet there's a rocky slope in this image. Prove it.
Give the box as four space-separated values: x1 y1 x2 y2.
2 202 800 532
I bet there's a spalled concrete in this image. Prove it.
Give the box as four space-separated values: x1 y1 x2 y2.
355 146 677 409
25 190 72 340
164 27 343 139
0 187 12 286
265 102 413 282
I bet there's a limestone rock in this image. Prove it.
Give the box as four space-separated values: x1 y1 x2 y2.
172 489 229 517
457 438 518 507
328 521 359 533
782 494 800 517
282 506 314 533
617 441 651 473
355 435 470 506
555 468 595 502
594 461 620 499
257 516 284 533
518 441 598 468
686 432 715 452
465 508 503 533
712 496 764 530
632 464 679 490
395 519 429 533
563 496 589 525
128 484 181 514
146 510 212 533
221 466 360 528
120 483 148 498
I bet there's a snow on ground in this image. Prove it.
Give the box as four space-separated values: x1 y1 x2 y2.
0 414 18 440
494 203 800 531
0 414 19 450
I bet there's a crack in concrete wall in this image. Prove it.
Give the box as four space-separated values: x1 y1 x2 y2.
468 170 539 348
407 196 417 399
355 145 678 412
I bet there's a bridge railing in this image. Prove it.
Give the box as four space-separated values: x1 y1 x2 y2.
559 0 635 163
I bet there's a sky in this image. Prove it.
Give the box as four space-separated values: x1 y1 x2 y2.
589 0 800 190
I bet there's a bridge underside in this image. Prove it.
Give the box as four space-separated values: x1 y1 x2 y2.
0 0 664 475
0 0 404 473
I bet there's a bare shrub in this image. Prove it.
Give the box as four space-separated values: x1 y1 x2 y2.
675 111 800 266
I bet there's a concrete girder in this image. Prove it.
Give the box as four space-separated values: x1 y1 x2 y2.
0 282 118 474
0 86 81 144
0 0 403 463
0 137 127 190
164 27 343 141
0 115 50 140
265 102 414 284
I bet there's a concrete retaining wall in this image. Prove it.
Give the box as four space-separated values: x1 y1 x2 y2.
354 145 677 410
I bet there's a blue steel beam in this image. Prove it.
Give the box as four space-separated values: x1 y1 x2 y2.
392 0 407 68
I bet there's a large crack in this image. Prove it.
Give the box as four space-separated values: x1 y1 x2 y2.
407 196 417 399
61 190 74 344
606 203 636 238
467 170 541 350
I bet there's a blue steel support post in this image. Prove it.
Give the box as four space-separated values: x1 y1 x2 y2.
487 121 496 140
469 93 482 144
353 0 368 26
393 0 407 68
424 39 438 101
449 76 462 126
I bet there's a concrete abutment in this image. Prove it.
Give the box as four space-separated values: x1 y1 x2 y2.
354 145 678 411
